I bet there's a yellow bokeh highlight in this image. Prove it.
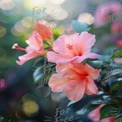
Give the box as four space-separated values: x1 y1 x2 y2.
24 0 47 10
0 26 7 38
78 13 94 25
22 100 39 116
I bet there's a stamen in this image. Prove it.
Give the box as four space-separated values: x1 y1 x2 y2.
12 43 25 51
66 44 73 50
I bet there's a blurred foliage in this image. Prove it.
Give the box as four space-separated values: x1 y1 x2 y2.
0 0 122 122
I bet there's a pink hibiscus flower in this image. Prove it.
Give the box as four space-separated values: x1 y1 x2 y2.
111 21 122 34
114 58 122 64
34 20 53 40
0 79 6 90
47 32 99 64
48 63 99 101
88 104 115 122
12 32 45 65
115 40 122 48
94 2 122 26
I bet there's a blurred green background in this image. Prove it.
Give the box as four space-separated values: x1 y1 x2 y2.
0 0 121 122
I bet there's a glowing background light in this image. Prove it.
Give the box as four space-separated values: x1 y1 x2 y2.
11 27 23 36
21 16 33 29
50 0 65 5
0 0 15 10
53 8 68 20
45 6 68 20
78 13 94 25
22 101 39 116
24 0 48 9
0 26 7 38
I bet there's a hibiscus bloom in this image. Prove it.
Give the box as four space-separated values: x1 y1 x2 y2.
47 32 99 64
0 79 6 90
111 21 122 34
34 20 53 40
115 40 122 48
48 63 99 101
12 32 45 65
114 58 122 64
94 2 122 26
88 104 115 122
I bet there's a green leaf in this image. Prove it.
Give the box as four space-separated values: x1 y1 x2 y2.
110 80 122 92
52 28 64 40
67 100 78 107
109 69 122 77
86 60 103 69
71 20 90 33
100 104 118 120
115 113 122 120
33 66 45 83
111 49 122 59
76 104 100 115
33 57 55 86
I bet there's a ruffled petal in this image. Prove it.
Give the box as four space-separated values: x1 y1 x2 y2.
79 32 96 53
85 64 100 79
85 76 98 95
16 52 40 65
88 104 104 121
47 51 74 64
34 20 52 40
49 74 78 92
26 32 43 51
72 53 99 63
65 81 85 101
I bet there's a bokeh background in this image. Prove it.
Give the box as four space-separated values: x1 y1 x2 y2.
0 0 122 122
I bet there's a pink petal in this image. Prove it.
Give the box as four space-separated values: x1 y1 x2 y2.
26 32 43 51
56 63 86 75
16 52 40 65
101 116 115 122
79 32 96 53
72 53 99 63
88 104 104 121
53 33 83 56
85 64 100 79
114 58 122 64
47 51 74 64
85 76 98 95
53 35 66 54
65 81 86 101
49 74 78 92
34 20 52 40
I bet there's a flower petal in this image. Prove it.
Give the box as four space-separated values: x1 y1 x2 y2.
85 76 98 95
79 32 96 53
88 104 104 121
47 51 74 64
72 53 99 63
85 64 100 79
65 81 86 101
26 32 43 51
34 20 52 40
49 74 77 92
16 52 40 65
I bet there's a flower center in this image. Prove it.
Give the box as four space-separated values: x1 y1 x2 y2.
66 44 73 50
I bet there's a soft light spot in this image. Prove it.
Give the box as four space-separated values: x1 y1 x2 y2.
21 16 33 29
22 101 39 116
50 0 65 5
24 0 48 9
0 26 6 38
78 13 94 25
0 79 6 89
53 8 68 20
0 0 15 10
